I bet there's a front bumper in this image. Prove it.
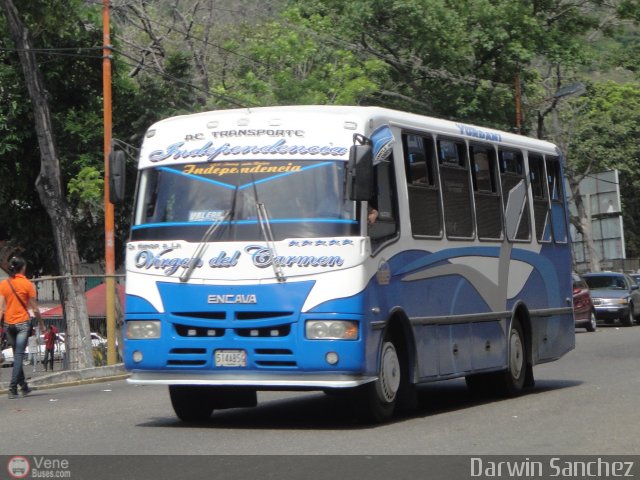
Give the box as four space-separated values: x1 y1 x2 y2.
593 306 628 320
128 370 376 389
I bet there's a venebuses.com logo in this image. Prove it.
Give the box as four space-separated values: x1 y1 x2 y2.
7 456 72 478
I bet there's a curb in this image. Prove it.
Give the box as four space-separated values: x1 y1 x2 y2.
0 364 129 394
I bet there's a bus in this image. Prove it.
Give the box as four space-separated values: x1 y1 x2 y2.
119 105 575 423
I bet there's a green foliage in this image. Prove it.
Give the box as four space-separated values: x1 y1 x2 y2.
208 8 387 108
571 82 640 174
68 166 104 207
568 81 640 256
210 0 617 130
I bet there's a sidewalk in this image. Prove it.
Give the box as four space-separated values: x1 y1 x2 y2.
0 362 129 393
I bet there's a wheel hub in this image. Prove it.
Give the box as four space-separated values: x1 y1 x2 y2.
509 329 523 379
379 342 401 402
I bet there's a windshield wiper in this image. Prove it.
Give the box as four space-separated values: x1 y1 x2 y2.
250 178 286 283
179 185 239 283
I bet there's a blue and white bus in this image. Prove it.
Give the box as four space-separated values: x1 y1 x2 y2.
121 106 575 422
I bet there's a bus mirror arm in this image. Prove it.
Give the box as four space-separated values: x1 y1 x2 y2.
347 143 374 201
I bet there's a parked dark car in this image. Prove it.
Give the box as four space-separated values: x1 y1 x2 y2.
572 273 596 332
582 272 640 326
629 273 640 287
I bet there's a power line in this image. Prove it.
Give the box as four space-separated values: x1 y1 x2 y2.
0 46 103 52
0 47 103 60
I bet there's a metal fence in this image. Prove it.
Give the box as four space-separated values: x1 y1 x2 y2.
23 274 126 368
34 274 125 303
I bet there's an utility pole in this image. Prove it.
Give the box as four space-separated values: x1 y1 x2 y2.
103 0 117 365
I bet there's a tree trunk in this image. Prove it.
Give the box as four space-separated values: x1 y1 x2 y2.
1 0 94 369
570 182 601 272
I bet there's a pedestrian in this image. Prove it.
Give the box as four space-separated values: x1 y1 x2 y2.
0 256 45 399
27 331 39 372
43 324 59 372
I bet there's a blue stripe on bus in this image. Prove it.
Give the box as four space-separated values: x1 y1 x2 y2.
132 218 357 230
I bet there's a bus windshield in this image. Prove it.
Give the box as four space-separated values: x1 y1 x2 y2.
132 159 358 242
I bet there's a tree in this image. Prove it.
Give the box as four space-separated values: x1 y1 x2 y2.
208 7 387 108
0 0 93 369
567 82 640 262
110 0 284 109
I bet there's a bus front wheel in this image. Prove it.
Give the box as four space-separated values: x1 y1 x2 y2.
169 385 214 422
355 332 402 423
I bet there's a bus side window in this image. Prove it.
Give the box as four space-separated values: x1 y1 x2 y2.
403 133 442 237
469 143 502 240
369 153 399 249
499 149 531 242
546 157 568 243
437 138 473 239
529 153 552 242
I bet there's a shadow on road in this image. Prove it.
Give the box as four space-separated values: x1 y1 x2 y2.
137 377 581 431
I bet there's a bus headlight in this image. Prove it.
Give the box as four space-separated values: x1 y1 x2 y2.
305 321 358 340
126 320 161 339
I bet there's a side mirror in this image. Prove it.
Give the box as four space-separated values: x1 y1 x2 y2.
109 150 126 204
347 144 373 201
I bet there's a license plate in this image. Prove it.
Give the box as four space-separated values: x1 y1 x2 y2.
214 349 247 367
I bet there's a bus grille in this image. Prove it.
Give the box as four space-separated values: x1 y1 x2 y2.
235 325 291 337
254 349 296 367
165 348 297 368
167 348 208 366
175 324 224 337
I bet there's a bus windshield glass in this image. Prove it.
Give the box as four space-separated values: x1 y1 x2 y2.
132 159 358 242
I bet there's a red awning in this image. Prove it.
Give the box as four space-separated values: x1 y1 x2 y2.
42 283 125 317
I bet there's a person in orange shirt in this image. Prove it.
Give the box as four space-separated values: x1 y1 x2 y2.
0 256 44 399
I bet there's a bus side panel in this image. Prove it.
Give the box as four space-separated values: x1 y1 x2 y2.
471 321 507 370
512 243 575 363
437 323 472 375
415 325 439 378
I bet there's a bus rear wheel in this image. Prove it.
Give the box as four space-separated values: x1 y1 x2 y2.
169 385 214 422
355 333 402 423
496 318 527 396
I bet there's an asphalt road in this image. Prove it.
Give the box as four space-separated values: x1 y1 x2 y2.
1 325 639 458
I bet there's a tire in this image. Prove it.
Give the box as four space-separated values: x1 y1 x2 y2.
355 332 402 423
496 318 527 396
586 311 597 332
621 307 634 327
169 385 214 422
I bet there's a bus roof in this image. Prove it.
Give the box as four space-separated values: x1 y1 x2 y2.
138 105 559 169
